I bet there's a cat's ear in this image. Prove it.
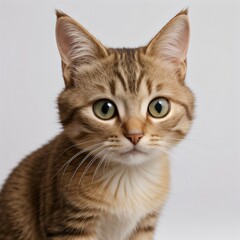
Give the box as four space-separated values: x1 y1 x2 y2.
146 10 190 79
55 10 108 74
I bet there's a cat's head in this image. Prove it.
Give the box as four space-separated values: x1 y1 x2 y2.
56 10 194 166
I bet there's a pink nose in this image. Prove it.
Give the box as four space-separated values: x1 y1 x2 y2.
126 133 143 145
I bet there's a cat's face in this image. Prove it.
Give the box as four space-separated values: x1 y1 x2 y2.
56 10 194 165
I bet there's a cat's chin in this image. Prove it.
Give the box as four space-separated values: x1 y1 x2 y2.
113 149 160 166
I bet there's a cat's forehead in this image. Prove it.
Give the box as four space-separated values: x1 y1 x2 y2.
74 47 179 103
110 48 144 94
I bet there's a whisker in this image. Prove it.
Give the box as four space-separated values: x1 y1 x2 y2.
103 150 116 175
61 143 101 188
59 143 103 189
51 141 100 180
167 136 207 142
149 143 193 183
55 139 99 162
68 144 105 189
163 140 208 158
90 148 116 185
160 145 193 183
78 147 109 188
91 149 111 184
162 141 204 180
58 143 102 184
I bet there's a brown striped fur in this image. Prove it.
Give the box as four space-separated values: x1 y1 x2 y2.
0 9 194 240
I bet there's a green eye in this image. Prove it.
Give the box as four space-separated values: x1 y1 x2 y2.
148 97 170 118
93 100 116 120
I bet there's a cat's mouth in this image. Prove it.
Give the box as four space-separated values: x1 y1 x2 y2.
120 148 146 156
116 147 150 165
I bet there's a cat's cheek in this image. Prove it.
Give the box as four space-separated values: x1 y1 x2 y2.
62 122 81 140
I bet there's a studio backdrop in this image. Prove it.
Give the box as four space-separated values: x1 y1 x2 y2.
0 1 239 239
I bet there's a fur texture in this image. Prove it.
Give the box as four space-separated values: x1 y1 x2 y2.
0 9 194 240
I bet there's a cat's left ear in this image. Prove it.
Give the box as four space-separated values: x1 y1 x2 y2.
55 10 108 85
146 10 190 80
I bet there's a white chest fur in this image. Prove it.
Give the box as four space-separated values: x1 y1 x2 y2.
97 213 140 240
95 158 168 240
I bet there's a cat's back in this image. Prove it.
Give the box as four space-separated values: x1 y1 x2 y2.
0 134 61 239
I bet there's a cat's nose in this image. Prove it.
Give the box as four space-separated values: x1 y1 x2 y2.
125 133 143 145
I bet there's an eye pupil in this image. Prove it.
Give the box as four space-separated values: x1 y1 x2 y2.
102 103 110 114
155 102 162 113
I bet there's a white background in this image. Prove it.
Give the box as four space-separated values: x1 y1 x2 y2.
0 0 240 239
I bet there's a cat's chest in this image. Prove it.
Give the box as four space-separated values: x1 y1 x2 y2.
96 213 140 240
94 161 166 240
99 160 166 211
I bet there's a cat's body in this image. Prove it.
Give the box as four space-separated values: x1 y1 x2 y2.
0 10 194 240
0 133 168 240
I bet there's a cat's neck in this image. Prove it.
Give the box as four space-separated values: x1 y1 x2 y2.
53 132 169 215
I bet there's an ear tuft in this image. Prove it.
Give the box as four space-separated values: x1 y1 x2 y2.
55 9 69 19
176 8 188 16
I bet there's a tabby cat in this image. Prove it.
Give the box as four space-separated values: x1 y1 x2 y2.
0 9 194 240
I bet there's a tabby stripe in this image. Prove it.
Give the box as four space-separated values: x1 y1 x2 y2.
46 227 90 237
125 51 136 93
146 212 157 218
115 70 127 91
169 98 193 120
161 114 183 131
77 115 100 133
138 226 154 233
172 129 185 137
66 215 95 223
146 78 152 95
64 202 100 216
96 84 106 93
156 83 163 91
64 203 82 213
61 107 80 126
128 75 136 93
136 70 145 92
109 80 116 95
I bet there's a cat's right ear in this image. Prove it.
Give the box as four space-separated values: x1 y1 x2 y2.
55 10 108 85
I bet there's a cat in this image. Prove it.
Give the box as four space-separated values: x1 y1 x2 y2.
0 9 194 240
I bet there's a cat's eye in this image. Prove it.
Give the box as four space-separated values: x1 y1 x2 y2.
148 97 170 118
93 100 116 120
